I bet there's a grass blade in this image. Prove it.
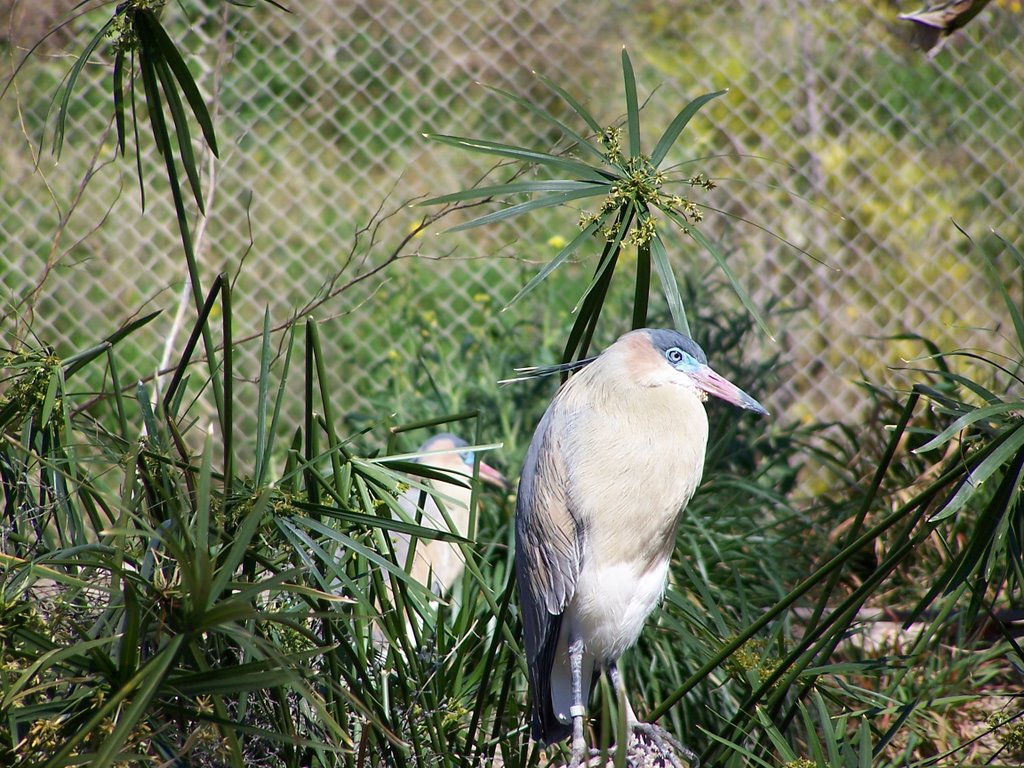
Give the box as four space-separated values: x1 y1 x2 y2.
621 48 641 157
534 69 602 134
930 422 1024 521
505 217 603 308
914 401 1023 454
136 8 218 155
650 233 690 336
986 232 1024 351
680 215 774 341
480 82 606 163
220 274 233 490
651 90 727 167
424 133 613 182
261 324 296 488
129 48 146 209
633 236 650 329
443 186 606 233
162 275 223 414
420 179 603 206
563 206 633 362
53 17 117 157
255 308 272 486
112 50 126 155
64 309 162 378
151 48 204 212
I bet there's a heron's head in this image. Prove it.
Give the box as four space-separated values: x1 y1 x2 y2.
416 433 507 488
614 328 769 416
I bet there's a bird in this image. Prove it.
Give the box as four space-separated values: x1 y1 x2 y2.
898 0 992 54
514 328 768 767
391 433 505 596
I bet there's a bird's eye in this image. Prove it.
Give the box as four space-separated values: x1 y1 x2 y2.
665 347 685 364
459 451 474 467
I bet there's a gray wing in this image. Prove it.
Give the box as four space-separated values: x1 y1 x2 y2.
514 400 584 743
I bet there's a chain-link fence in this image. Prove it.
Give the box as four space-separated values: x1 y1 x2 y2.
2 0 1023 441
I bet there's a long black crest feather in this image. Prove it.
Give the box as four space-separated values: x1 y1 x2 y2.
498 356 598 385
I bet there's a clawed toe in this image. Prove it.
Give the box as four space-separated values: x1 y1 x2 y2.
629 722 699 768
567 747 619 768
563 722 699 768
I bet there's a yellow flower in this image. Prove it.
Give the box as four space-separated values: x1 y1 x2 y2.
547 234 568 249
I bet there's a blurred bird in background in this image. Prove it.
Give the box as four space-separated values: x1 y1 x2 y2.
898 0 993 55
514 328 768 767
392 433 505 596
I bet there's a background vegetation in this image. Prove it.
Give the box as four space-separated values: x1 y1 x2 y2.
1 1 1023 767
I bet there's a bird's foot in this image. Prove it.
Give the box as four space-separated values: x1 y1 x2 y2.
567 746 607 768
628 722 699 768
567 731 598 768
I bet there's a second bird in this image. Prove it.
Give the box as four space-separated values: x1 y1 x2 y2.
393 433 505 596
515 328 768 766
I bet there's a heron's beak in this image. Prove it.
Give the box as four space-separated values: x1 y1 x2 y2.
477 460 508 490
691 365 769 416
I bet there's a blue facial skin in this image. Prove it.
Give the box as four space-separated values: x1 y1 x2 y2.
645 328 708 367
663 345 703 374
645 327 769 415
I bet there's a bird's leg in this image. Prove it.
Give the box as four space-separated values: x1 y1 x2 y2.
606 662 700 768
568 631 590 768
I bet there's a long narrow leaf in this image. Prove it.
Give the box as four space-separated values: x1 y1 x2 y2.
681 216 774 340
443 187 605 234
261 323 296 488
534 70 602 134
621 48 641 157
985 232 1024 351
129 47 146 209
421 179 603 207
53 17 117 157
424 133 612 182
651 90 727 167
505 217 603 308
632 236 651 329
221 275 234 489
162 274 223 414
930 422 1024 521
914 401 1024 453
255 309 272 485
195 427 214 610
112 50 126 155
151 49 204 212
135 8 218 155
563 206 633 362
480 82 607 164
64 309 162 378
650 233 690 336
137 47 169 158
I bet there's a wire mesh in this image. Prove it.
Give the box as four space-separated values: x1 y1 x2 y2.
1 0 1022 440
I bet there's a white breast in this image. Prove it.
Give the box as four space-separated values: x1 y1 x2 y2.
561 368 709 661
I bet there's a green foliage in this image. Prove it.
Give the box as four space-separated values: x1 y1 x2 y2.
422 49 778 371
4 6 1024 768
0 293 516 766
